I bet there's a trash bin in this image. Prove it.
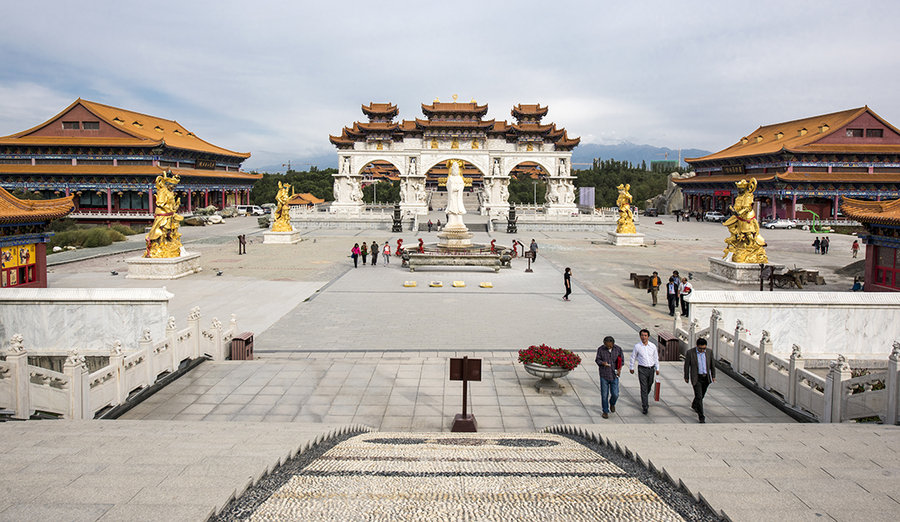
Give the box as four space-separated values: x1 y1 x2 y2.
231 332 254 360
633 275 650 289
657 332 680 361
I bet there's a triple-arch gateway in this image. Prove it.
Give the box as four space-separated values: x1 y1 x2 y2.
329 100 581 217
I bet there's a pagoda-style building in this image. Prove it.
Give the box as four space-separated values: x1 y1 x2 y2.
329 99 579 216
0 187 74 288
841 197 900 292
677 107 900 221
0 99 260 223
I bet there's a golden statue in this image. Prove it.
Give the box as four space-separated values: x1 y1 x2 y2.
144 169 184 258
722 177 768 263
272 181 293 232
615 183 636 234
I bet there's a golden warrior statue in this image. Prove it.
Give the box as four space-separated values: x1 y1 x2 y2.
272 181 294 232
615 183 637 234
144 169 184 258
722 177 768 263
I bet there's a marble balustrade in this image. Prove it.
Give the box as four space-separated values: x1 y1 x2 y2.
674 310 900 424
0 308 237 420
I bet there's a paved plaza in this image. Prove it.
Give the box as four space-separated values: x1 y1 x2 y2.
4 214 897 521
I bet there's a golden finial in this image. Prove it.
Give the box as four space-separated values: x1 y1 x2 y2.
434 97 439 103
470 98 477 103
452 94 458 102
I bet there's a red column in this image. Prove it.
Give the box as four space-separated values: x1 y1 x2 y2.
790 194 797 220
32 243 48 289
771 197 777 219
149 186 154 213
833 195 839 219
864 243 876 291
187 189 192 212
204 190 209 207
221 189 226 209
65 186 70 197
107 188 112 214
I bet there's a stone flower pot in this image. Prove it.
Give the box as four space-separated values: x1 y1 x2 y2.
524 363 571 394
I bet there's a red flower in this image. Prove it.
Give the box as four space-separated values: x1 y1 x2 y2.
518 344 581 371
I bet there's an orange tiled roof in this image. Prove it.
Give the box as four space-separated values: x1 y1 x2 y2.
673 173 777 184
1 99 251 159
685 107 900 162
413 118 496 129
362 103 398 117
0 186 74 223
841 197 900 226
673 170 900 184
421 101 488 115
0 164 261 180
287 192 325 205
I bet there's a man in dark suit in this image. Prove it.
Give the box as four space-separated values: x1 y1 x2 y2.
684 337 716 423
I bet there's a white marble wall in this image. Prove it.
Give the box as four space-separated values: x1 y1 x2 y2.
687 290 900 356
0 288 171 353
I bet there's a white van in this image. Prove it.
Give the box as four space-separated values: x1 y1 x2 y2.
236 205 265 216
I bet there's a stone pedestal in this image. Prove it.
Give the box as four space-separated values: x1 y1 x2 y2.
607 231 645 246
544 203 578 216
707 257 782 285
126 252 201 280
263 230 301 244
329 202 364 215
437 214 473 249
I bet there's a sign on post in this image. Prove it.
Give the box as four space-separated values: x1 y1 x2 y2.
449 356 481 432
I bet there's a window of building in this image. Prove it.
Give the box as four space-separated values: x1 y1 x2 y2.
874 245 899 290
82 121 100 130
846 128 863 138
62 121 80 130
866 128 884 138
0 244 37 288
78 191 108 208
118 192 149 210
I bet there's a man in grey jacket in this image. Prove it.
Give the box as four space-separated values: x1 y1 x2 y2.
684 338 716 423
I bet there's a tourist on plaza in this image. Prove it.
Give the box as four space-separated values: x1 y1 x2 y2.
684 337 716 423
822 236 830 255
360 241 368 265
629 329 659 415
851 276 863 292
563 267 572 301
666 277 678 316
382 242 391 265
813 237 821 254
851 239 860 258
595 336 624 419
428 220 433 232
679 278 693 316
672 270 681 287
351 243 360 268
371 241 379 265
675 210 680 222
436 219 442 230
530 239 539 262
648 271 661 306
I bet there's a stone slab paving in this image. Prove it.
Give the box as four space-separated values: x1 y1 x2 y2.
0 421 366 522
120 353 794 430
221 432 717 521
547 423 900 522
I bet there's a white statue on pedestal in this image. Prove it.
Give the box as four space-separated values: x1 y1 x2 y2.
446 160 466 216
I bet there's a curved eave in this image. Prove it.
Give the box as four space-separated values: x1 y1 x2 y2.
841 196 900 226
0 187 75 222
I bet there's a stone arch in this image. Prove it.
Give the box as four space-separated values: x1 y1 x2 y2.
423 157 486 191
502 156 556 178
352 155 406 176
420 154 489 178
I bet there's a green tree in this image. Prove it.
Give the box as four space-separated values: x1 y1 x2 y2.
250 168 337 205
573 158 690 209
362 180 400 204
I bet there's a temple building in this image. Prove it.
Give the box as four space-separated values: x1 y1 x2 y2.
328 99 579 216
841 197 900 292
0 187 74 288
0 99 260 224
677 107 900 220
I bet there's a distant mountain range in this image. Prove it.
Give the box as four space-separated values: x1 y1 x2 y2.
243 142 712 173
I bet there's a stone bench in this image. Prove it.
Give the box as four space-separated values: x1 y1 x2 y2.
408 253 501 272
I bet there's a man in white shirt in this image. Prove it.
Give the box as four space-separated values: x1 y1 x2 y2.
629 329 659 414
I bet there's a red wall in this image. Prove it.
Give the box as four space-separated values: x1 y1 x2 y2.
816 112 900 145
27 104 133 139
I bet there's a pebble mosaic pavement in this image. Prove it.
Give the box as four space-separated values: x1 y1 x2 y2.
223 432 718 521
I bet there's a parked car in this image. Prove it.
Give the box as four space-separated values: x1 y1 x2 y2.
704 211 726 222
236 205 265 216
764 219 797 229
643 208 658 217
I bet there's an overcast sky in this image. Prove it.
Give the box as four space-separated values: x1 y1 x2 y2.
1 1 898 169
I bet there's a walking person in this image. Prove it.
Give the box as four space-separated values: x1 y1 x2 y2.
371 241 379 266
629 329 659 415
684 338 716 423
666 277 678 316
822 236 830 255
595 336 624 419
648 271 661 307
428 220 433 232
360 241 368 265
351 243 360 268
383 241 391 265
851 240 860 258
530 239 539 262
436 219 442 231
813 237 821 254
679 278 693 317
563 267 572 301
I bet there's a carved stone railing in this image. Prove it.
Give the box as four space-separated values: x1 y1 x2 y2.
0 308 237 420
673 309 900 424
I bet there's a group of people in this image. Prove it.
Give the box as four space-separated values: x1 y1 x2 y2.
648 270 692 316
812 236 831 254
595 331 714 423
674 210 704 222
426 220 442 232
350 241 393 268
